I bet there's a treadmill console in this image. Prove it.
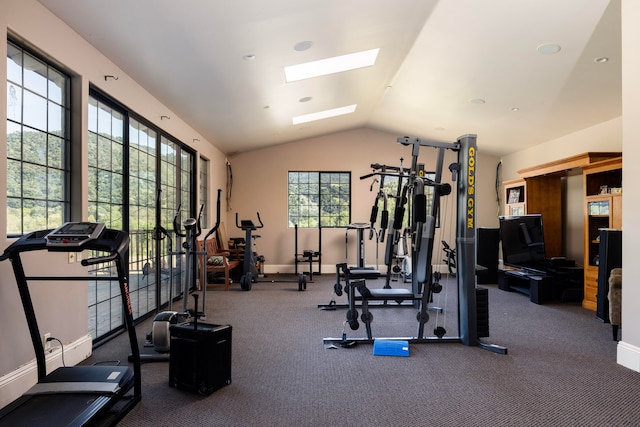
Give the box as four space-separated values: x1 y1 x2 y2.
45 222 106 248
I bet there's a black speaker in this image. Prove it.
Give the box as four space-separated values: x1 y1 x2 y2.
596 229 622 323
169 322 232 395
476 287 490 337
476 228 499 284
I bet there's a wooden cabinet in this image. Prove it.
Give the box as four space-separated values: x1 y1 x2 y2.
502 152 622 309
582 157 622 311
503 176 563 258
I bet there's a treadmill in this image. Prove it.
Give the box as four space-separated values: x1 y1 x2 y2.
0 222 141 427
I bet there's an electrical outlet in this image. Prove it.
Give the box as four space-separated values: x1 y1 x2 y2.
43 333 51 351
68 252 76 263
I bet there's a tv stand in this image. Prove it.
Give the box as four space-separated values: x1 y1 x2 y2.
498 269 552 304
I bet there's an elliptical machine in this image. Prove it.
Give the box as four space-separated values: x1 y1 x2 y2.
137 194 204 362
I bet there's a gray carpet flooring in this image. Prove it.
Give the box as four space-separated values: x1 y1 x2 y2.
88 273 640 426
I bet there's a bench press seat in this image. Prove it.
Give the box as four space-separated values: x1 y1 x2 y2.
367 288 415 299
345 268 381 280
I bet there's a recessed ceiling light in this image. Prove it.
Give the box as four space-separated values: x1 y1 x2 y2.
284 48 379 83
299 96 312 103
511 107 520 112
294 41 314 52
469 98 486 105
243 54 256 61
595 57 609 63
537 43 561 55
292 104 357 125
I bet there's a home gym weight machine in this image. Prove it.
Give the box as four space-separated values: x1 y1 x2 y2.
0 222 141 426
324 134 506 355
235 213 309 291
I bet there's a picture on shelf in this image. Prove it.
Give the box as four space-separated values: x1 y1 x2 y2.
507 188 521 204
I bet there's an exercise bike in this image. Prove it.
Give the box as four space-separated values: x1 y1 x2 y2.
236 213 308 291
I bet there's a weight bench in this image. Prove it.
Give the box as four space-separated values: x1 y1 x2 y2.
336 263 432 339
351 279 425 340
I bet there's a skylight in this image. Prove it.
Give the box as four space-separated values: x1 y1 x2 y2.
284 48 380 82
292 104 357 125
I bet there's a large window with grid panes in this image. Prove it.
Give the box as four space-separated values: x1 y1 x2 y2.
88 89 196 342
6 39 70 236
288 171 351 228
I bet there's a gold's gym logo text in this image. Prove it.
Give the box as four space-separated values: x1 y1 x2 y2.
467 147 475 229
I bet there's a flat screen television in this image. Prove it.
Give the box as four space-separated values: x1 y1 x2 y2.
499 214 547 275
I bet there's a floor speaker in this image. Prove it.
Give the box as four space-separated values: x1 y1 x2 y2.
477 228 499 284
597 229 621 323
476 287 490 337
169 322 232 395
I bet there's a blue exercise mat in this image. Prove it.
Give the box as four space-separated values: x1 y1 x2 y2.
372 339 409 357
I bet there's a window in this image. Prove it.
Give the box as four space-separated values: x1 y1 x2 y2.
128 118 158 320
199 157 209 228
6 40 70 236
288 172 350 227
87 95 126 339
87 98 124 227
87 89 196 342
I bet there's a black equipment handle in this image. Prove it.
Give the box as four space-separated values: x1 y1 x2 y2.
81 252 118 266
236 212 264 229
173 203 185 237
194 203 205 238
203 189 223 240
153 189 168 241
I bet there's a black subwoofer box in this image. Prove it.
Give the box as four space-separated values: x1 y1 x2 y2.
476 228 499 284
169 322 232 395
476 287 490 338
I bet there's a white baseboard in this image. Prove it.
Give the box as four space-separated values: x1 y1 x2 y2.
0 334 93 409
263 264 391 275
263 263 454 277
617 340 640 372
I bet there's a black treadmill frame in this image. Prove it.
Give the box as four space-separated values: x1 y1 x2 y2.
0 225 141 426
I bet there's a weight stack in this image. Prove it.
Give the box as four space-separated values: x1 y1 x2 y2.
476 287 489 338
169 322 232 395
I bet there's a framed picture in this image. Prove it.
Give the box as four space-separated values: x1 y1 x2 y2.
507 188 521 204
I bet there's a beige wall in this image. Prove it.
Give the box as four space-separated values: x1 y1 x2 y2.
620 0 640 368
227 128 500 272
0 0 228 387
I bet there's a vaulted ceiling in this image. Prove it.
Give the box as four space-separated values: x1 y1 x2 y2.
38 0 620 156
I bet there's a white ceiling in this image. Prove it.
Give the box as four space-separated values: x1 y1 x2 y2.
37 0 621 156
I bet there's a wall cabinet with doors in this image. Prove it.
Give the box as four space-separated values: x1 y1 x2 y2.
501 152 621 285
582 157 622 312
503 176 563 258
